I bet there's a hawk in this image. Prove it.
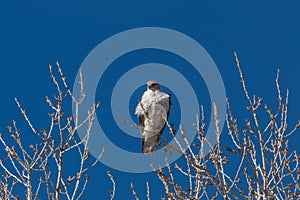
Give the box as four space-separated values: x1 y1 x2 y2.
135 80 171 155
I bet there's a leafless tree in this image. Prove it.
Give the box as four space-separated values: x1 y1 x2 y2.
0 62 104 200
1 53 299 200
134 52 300 200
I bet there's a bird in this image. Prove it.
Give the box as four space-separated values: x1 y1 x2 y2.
135 80 171 155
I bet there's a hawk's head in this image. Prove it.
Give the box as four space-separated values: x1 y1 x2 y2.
147 80 160 91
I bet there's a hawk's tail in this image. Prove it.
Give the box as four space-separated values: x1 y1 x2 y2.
142 134 160 156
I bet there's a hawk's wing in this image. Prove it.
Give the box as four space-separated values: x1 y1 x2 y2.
157 93 171 140
138 114 145 134
166 93 171 118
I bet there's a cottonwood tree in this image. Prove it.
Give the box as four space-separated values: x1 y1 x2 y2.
0 63 104 200
1 53 300 200
131 52 300 200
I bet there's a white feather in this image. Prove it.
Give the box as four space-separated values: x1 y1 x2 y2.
135 87 170 154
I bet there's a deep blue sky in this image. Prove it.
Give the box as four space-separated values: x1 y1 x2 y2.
1 1 300 199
